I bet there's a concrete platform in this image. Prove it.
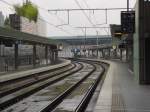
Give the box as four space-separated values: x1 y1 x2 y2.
0 59 71 83
79 58 150 112
93 60 150 112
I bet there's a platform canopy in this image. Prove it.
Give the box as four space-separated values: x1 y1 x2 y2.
0 27 59 46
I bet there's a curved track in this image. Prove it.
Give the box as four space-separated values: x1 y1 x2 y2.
0 62 83 111
1 59 108 112
0 64 76 98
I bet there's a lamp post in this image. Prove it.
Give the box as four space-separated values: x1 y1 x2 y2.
84 28 86 57
127 0 129 11
96 31 99 58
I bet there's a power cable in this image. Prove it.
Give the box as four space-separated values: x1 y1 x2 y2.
0 0 12 6
82 0 108 26
0 0 14 10
36 5 83 35
82 0 98 24
74 0 97 28
36 5 65 25
38 17 74 35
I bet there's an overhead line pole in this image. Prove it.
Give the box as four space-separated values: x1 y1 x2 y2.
127 0 129 11
84 28 86 57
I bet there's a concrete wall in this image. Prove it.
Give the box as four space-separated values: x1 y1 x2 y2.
0 12 4 27
21 15 46 37
21 17 37 35
133 0 140 82
133 0 150 84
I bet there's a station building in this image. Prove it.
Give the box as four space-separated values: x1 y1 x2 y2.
134 0 150 84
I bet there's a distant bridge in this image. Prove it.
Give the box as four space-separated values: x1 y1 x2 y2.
53 35 112 45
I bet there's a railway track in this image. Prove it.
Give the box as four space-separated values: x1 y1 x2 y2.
0 64 76 98
1 59 108 112
0 62 83 111
44 61 107 112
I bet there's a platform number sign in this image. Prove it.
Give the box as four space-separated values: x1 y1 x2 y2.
121 11 135 33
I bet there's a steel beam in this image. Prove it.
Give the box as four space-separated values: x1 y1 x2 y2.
48 8 133 12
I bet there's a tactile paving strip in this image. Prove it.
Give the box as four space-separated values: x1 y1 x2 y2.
111 94 126 112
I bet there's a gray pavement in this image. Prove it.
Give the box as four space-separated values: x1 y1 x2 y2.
83 59 150 112
110 61 150 112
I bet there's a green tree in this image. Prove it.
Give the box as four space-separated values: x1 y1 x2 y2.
14 1 38 22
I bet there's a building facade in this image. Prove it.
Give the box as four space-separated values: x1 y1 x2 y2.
6 14 47 64
0 12 4 27
9 14 46 37
134 0 150 84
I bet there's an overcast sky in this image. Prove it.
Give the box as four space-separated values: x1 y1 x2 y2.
0 0 136 37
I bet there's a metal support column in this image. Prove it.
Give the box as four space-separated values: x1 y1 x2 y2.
102 49 105 58
127 0 129 11
51 51 54 64
88 50 90 57
49 48 52 64
84 28 86 57
108 48 111 58
96 49 98 58
55 51 58 61
49 49 52 64
33 44 36 67
126 46 128 61
92 50 94 57
14 43 18 70
120 49 122 60
45 45 48 65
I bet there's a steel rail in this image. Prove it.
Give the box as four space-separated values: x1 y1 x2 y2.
0 64 75 98
75 62 105 112
0 62 84 111
39 62 96 112
0 64 71 87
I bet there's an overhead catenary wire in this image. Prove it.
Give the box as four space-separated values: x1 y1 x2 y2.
35 5 84 35
74 0 100 44
0 0 12 6
36 5 67 26
74 0 97 28
0 0 14 10
48 8 133 12
38 17 74 35
82 0 98 24
36 5 75 29
82 0 110 37
82 0 108 26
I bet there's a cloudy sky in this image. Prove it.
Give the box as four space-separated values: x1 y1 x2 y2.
0 0 136 37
